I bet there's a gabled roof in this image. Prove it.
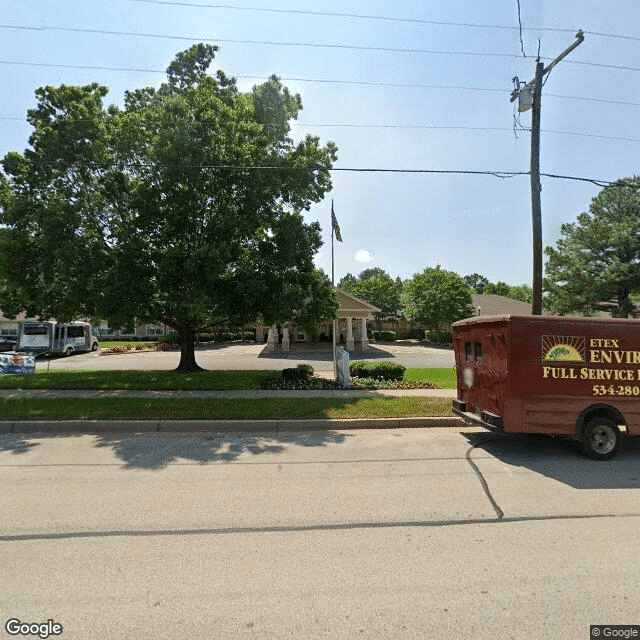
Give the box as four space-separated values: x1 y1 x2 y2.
336 288 381 315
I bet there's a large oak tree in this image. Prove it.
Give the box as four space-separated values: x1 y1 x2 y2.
0 44 338 370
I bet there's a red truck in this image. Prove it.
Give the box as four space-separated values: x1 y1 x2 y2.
452 314 640 460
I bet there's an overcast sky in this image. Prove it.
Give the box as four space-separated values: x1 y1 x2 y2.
2 0 639 287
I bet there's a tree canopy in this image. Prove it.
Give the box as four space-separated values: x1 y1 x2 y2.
337 268 403 329
402 266 473 329
544 177 640 317
0 44 338 369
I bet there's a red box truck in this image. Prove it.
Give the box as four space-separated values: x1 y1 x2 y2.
452 314 640 460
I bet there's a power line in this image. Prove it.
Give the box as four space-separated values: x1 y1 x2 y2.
2 113 639 145
126 0 640 43
1 157 631 188
2 23 639 74
2 59 640 109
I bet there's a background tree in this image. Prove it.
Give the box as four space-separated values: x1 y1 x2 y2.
402 266 473 329
338 267 403 329
0 44 338 370
507 284 533 304
483 281 511 296
463 273 489 294
545 177 640 317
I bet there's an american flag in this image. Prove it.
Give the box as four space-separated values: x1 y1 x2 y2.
331 200 342 242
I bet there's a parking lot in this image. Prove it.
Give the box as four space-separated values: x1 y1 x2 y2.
38 340 456 372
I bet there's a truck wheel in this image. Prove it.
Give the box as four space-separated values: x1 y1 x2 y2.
64 347 74 357
91 342 99 351
581 418 622 460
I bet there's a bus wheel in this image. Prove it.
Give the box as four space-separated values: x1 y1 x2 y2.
581 418 622 460
64 347 74 357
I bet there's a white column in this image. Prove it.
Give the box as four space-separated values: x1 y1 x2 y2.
282 326 290 352
266 326 277 351
346 317 355 351
361 316 369 350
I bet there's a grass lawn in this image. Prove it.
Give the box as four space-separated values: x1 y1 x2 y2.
405 368 456 389
0 396 454 421
0 370 281 391
0 368 457 390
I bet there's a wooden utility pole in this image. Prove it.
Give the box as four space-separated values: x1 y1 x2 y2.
530 60 544 315
511 30 584 315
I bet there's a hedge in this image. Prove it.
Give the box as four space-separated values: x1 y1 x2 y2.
281 364 314 380
349 360 406 381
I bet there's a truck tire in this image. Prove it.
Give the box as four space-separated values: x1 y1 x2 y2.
91 341 99 351
64 347 74 357
580 417 622 461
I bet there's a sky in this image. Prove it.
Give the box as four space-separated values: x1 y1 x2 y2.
2 0 640 288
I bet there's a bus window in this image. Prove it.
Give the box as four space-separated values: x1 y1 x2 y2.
24 325 49 335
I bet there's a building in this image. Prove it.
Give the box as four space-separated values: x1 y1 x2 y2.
255 289 380 352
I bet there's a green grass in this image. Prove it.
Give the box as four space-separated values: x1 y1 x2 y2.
0 370 281 391
405 368 457 389
0 396 454 421
0 368 455 391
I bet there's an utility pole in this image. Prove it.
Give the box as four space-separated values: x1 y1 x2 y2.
511 30 584 315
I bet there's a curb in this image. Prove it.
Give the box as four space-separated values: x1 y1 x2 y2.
0 417 462 435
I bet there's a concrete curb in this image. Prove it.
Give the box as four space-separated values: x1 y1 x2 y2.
0 417 462 435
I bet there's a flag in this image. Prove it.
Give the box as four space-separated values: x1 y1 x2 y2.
331 201 342 242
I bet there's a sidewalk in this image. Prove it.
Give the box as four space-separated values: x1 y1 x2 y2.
0 388 461 434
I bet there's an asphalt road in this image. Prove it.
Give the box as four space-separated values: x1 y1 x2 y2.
1 427 639 639
38 341 456 373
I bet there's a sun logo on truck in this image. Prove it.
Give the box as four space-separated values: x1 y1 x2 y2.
542 335 586 363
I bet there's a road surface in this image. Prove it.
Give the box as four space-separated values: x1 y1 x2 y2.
1 427 639 639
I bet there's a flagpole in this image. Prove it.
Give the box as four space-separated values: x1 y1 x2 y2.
331 199 337 378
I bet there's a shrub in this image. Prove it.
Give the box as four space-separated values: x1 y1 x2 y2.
371 330 381 340
197 333 215 342
425 329 453 344
242 330 256 341
281 364 314 380
380 330 396 341
155 342 174 351
349 360 405 381
158 332 181 344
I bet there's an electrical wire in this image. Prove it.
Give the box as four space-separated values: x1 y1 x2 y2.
1 157 633 188
2 23 639 74
2 59 640 109
125 0 640 43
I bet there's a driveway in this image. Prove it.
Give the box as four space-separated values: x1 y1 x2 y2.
40 341 455 372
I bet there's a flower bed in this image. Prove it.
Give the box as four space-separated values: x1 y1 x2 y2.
100 342 178 355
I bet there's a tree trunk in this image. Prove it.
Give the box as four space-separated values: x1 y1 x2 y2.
175 324 205 372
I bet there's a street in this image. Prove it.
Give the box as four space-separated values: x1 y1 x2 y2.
37 341 456 373
1 427 639 639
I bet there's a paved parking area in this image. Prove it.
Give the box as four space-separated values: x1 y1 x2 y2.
39 341 456 372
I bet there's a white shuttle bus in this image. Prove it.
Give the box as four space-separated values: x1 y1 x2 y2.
18 321 99 356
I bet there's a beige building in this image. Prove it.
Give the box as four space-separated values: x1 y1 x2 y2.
255 289 380 352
